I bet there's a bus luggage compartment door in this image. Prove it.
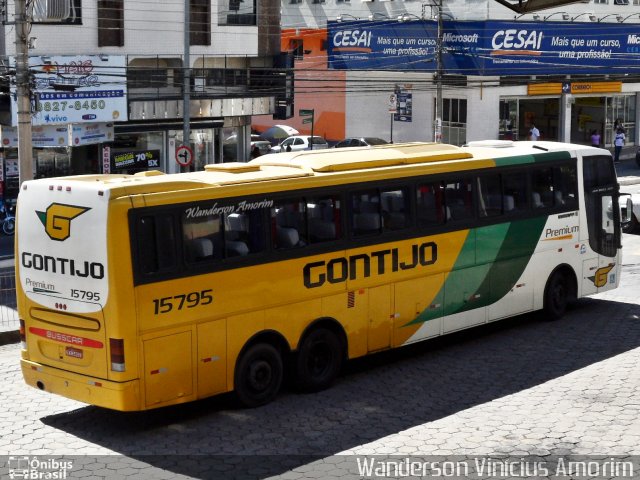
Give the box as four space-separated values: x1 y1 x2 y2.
143 331 193 407
367 285 392 352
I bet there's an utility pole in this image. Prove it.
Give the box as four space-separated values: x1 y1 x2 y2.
183 0 191 168
15 0 33 184
434 0 443 143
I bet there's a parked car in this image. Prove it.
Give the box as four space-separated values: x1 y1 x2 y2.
271 135 329 153
623 193 640 233
223 134 272 160
334 137 389 148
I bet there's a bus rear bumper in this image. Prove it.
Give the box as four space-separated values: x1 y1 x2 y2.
21 358 142 411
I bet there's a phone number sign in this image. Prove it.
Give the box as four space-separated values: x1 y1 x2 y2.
11 55 128 126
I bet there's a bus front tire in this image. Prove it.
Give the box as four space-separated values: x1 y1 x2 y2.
234 343 283 408
295 328 343 392
543 270 569 321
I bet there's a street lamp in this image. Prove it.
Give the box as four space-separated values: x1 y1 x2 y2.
368 12 391 21
543 12 570 21
597 13 622 22
570 12 596 22
336 13 359 22
397 13 423 22
617 13 640 22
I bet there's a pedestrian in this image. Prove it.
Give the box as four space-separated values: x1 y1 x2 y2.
614 127 625 163
250 145 261 159
529 123 540 141
590 130 601 148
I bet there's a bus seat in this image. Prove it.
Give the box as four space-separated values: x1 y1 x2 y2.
504 195 515 211
532 192 544 208
354 213 380 234
554 191 564 205
192 238 213 260
227 213 248 232
309 218 336 241
276 226 300 248
226 240 249 257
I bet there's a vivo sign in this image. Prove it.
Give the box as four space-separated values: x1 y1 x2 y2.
328 20 640 75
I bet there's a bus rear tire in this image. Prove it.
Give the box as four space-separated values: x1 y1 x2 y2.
295 328 342 392
543 270 569 321
234 343 283 408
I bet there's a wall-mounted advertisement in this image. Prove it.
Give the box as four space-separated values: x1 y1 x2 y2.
11 55 128 126
1 123 114 147
328 20 640 76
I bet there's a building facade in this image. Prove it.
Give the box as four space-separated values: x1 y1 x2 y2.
254 0 640 148
0 0 284 200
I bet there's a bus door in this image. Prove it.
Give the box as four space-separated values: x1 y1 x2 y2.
582 156 621 295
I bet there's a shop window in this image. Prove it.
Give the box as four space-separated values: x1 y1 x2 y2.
219 0 257 25
97 0 123 47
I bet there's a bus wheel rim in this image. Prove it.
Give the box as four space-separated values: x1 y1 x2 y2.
248 359 273 392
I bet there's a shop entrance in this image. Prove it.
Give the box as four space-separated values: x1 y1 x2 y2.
570 97 605 147
499 98 560 142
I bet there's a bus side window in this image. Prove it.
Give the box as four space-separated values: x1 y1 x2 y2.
136 214 178 275
478 174 502 217
381 188 410 231
272 199 306 249
417 182 445 227
532 167 554 208
444 179 473 221
351 190 382 236
503 171 528 211
182 212 222 263
554 164 578 208
307 195 340 243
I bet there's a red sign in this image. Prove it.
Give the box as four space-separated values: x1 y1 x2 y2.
29 327 104 349
175 145 193 167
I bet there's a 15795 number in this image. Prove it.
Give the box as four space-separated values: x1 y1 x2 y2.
153 289 213 315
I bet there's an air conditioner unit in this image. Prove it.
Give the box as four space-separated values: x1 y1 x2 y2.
31 0 71 21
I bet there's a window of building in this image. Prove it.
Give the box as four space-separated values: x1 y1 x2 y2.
97 0 124 47
219 0 257 25
439 98 467 146
191 0 211 46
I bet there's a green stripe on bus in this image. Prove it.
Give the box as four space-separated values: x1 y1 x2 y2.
405 216 548 326
492 151 571 168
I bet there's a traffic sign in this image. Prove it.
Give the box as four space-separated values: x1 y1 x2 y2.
175 145 193 167
302 118 313 124
299 109 314 116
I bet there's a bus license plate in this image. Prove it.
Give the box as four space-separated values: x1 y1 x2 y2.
65 346 83 359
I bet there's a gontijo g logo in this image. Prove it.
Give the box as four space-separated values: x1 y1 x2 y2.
36 203 90 241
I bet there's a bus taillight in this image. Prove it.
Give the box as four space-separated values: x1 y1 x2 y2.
19 319 26 349
109 338 125 372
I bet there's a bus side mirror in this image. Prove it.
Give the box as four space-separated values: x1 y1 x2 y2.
620 194 632 225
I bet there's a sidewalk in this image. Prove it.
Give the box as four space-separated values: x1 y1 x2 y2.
616 146 640 186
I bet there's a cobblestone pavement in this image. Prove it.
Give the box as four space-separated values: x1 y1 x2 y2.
1 235 640 479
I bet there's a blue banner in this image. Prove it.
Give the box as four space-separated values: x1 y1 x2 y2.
328 19 640 75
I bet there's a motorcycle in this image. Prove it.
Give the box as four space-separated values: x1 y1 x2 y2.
0 203 15 236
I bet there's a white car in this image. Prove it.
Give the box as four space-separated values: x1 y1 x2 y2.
623 193 640 233
271 135 329 153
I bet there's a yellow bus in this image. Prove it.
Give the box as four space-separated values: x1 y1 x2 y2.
17 141 627 410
